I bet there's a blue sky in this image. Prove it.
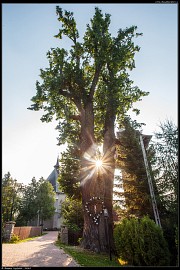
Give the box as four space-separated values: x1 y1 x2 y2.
2 3 178 185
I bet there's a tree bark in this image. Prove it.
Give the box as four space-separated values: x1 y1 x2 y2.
79 100 111 252
102 107 116 252
80 99 116 253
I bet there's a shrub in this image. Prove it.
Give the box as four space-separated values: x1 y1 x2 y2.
10 234 20 243
113 216 170 266
77 237 83 245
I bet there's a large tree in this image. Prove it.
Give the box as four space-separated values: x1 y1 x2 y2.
35 178 56 226
150 120 178 265
115 118 154 220
16 177 55 226
28 6 149 252
152 119 178 218
58 144 81 200
2 172 23 223
16 177 40 225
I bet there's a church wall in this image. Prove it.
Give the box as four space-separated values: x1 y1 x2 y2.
43 218 54 230
43 158 67 230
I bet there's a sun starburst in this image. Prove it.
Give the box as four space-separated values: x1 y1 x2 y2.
96 159 102 168
80 143 114 186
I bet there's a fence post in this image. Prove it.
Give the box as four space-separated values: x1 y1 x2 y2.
60 226 68 244
3 221 16 242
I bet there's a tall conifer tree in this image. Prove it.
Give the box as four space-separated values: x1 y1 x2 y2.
115 118 154 219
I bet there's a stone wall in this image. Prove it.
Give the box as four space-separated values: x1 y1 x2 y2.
3 221 16 242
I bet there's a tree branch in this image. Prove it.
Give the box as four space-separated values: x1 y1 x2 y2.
70 114 81 121
58 88 73 99
89 65 101 99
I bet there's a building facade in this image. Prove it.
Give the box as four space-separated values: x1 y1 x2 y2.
43 158 66 230
27 158 66 230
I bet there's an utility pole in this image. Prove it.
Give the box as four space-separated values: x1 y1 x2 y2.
139 134 161 228
37 210 40 226
104 208 112 261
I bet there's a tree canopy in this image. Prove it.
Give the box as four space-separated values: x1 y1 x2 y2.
28 6 149 147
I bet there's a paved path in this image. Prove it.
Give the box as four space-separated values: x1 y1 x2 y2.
2 231 80 267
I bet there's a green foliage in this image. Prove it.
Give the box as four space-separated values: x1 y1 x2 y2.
10 233 20 243
17 177 39 225
140 216 170 266
28 6 149 146
16 177 55 226
35 178 56 223
77 237 83 245
61 196 84 233
115 118 153 219
152 119 178 216
149 120 178 265
58 145 81 199
2 172 23 223
113 216 170 266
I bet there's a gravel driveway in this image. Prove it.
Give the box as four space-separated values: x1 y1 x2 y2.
2 231 80 267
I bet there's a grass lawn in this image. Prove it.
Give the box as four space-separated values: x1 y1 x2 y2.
55 240 121 267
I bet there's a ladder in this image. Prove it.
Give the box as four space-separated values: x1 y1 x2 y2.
139 134 161 228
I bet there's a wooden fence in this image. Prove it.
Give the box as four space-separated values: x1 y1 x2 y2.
13 226 42 240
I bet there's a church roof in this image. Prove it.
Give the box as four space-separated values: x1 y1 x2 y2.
116 130 152 149
47 157 60 193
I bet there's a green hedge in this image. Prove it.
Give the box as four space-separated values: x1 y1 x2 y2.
113 216 170 266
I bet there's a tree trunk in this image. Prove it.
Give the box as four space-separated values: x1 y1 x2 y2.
102 108 116 253
80 101 116 253
79 101 110 252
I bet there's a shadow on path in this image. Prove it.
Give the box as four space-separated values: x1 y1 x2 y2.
2 231 80 267
15 241 79 267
